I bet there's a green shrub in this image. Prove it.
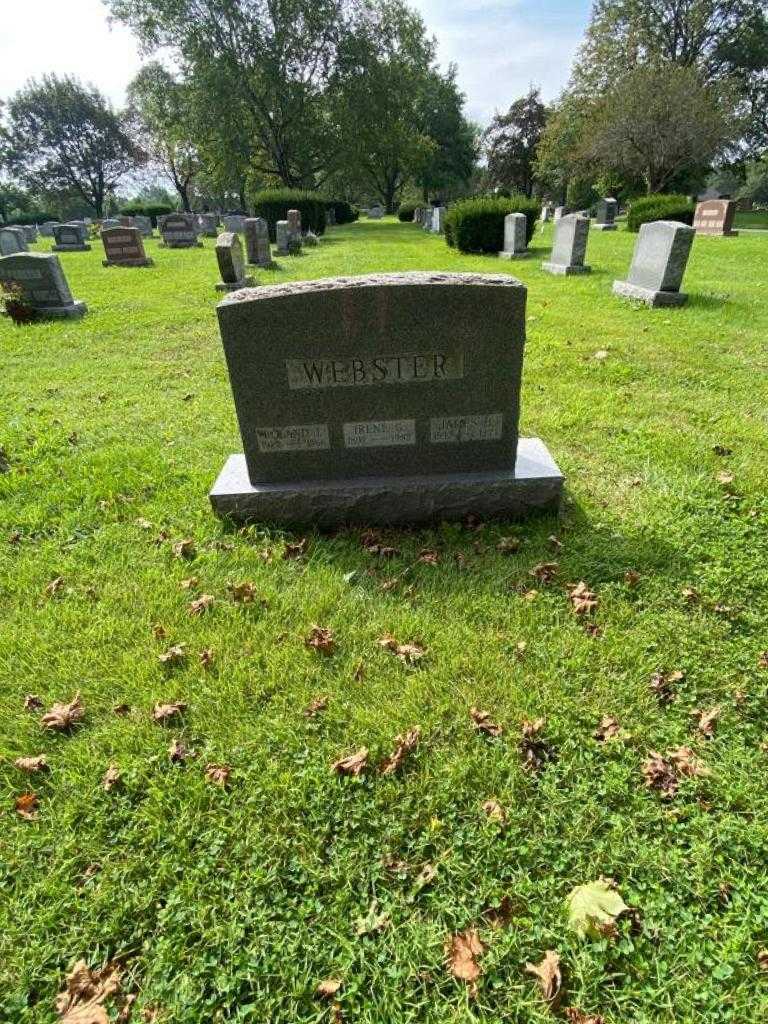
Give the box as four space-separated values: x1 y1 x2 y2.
325 199 357 225
398 203 418 222
444 196 539 253
252 189 327 241
626 194 694 232
11 211 58 225
120 202 175 225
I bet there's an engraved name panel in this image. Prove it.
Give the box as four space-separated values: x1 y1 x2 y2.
343 419 416 448
286 352 463 389
255 424 330 453
430 413 503 443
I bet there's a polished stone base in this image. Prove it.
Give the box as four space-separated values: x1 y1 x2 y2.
594 223 617 231
216 276 255 292
498 250 529 260
612 280 687 307
52 244 91 252
38 301 87 319
102 258 154 268
210 437 564 527
541 262 591 275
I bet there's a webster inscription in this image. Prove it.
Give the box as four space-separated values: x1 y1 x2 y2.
286 352 463 389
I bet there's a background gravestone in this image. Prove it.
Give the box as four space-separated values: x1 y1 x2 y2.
693 199 738 236
368 205 384 219
39 221 58 238
0 252 87 318
244 217 273 266
422 209 434 231
542 213 590 274
214 232 254 291
327 207 336 226
553 206 565 221
0 227 27 255
275 220 290 256
498 213 528 259
222 215 246 233
432 207 446 233
198 213 218 237
118 216 135 227
594 197 618 230
101 226 154 267
613 220 695 307
209 271 563 526
21 225 38 243
160 213 202 248
52 223 90 252
134 215 153 237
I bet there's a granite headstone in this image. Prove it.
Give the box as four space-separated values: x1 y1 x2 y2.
160 213 202 248
594 197 618 231
222 215 246 233
368 205 384 220
215 231 254 291
101 226 154 267
693 199 738 236
0 252 87 318
542 213 590 274
612 220 695 307
0 227 27 255
198 213 218 237
52 223 91 252
244 217 273 267
498 213 528 259
275 220 290 256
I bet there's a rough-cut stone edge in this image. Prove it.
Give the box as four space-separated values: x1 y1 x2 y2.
612 280 688 307
209 437 563 527
541 262 591 275
218 270 526 306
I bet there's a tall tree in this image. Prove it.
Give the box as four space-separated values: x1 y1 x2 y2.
483 87 547 196
2 75 137 217
413 64 477 201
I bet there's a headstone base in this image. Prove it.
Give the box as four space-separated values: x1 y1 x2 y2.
593 224 617 231
612 280 687 307
541 261 591 275
209 437 564 527
498 250 529 260
159 241 204 248
31 301 87 320
102 258 154 268
52 244 91 252
696 229 739 237
215 276 255 292
248 259 277 269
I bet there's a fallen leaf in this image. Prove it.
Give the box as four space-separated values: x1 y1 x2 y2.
548 534 563 550
565 1009 605 1024
24 694 43 711
681 586 700 604
716 470 734 486
377 634 426 665
593 715 627 742
198 648 214 669
481 798 506 824
15 792 39 820
179 576 199 590
151 623 168 641
169 738 195 763
304 696 328 718
188 594 214 616
315 978 342 999
417 549 440 564
758 651 768 669
642 751 679 797
568 581 598 616
353 660 365 682
45 575 65 598
134 517 153 530
624 570 640 588
158 644 186 666
152 701 187 724
228 580 258 603
758 949 768 972
306 625 335 654
531 562 558 584
515 640 527 659
113 704 130 716
445 928 484 988
354 899 391 936
172 537 195 559
593 349 609 360
42 693 84 732
102 765 121 792
379 727 420 774
712 444 733 456
483 895 515 928
496 536 521 554
412 862 437 893
205 763 231 787
649 669 685 703
526 949 562 1003
668 745 709 777
566 879 629 939
14 754 48 773
520 717 550 771
332 748 368 776
470 706 502 737
691 706 721 738
55 959 122 1024
283 537 308 560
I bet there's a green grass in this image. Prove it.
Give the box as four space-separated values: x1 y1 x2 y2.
734 210 768 229
2 218 768 1024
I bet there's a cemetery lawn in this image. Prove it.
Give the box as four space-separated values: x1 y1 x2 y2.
3 219 768 1024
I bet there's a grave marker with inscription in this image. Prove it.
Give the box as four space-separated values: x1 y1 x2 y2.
21 225 38 243
215 231 254 291
160 213 202 248
101 226 154 267
222 215 246 233
244 217 273 267
0 252 87 318
498 213 528 259
198 213 218 237
0 227 27 255
209 271 563 525
613 220 695 307
134 215 153 237
52 223 91 252
39 221 59 238
594 197 618 230
275 220 290 256
542 213 590 275
693 199 738 236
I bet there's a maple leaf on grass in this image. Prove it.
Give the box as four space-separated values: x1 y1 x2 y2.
377 634 426 665
24 694 43 711
171 537 195 559
379 727 420 774
566 879 629 939
332 748 368 776
168 738 195 763
520 717 551 772
198 648 214 670
158 644 186 666
303 696 329 718
445 928 484 993
152 701 187 724
45 575 66 598
228 580 258 604
531 561 558 584
526 949 562 1004
649 669 685 703
481 798 506 824
691 706 721 738
102 765 121 792
42 692 84 732
15 792 39 820
205 763 231 787
55 959 122 1024
568 581 598 617
315 978 342 999
15 754 48 773
593 715 629 743
306 625 335 655
188 594 214 616
179 576 199 591
470 706 502 737
642 751 679 797
496 536 521 554
565 1009 605 1024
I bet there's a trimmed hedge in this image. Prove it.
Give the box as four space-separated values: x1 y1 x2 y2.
252 189 326 241
398 203 418 223
120 202 175 225
445 196 539 253
9 211 58 225
326 199 358 225
626 194 694 232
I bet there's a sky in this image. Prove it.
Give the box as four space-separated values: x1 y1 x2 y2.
0 0 591 126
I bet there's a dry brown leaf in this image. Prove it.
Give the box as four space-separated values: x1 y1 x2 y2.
304 696 328 718
445 928 484 988
681 586 700 604
759 651 768 670
172 537 195 559
198 648 214 669
758 949 768 971
205 763 231 787
15 792 39 820
716 470 734 486
158 644 186 666
470 706 502 737
642 751 679 797
379 727 421 774
188 594 214 616
113 704 131 717
568 581 598 616
520 717 550 772
331 747 368 776
481 798 506 824
168 738 194 763
624 570 641 588
525 949 562 1004
55 959 122 1024
45 575 65 598
24 694 43 711
691 706 721 738
152 701 187 724
593 715 622 742
283 537 308 559
377 634 426 665
531 561 558 584
42 693 84 732
483 895 515 928
102 765 121 792
228 580 258 603
315 978 342 999
179 576 199 590
565 1009 605 1024
497 536 521 554
151 623 168 641
353 659 365 682
649 669 685 703
417 549 440 564
668 745 710 778
306 625 335 655
14 754 48 773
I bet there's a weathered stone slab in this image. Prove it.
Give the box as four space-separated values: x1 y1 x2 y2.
542 213 590 274
21 225 38 243
160 213 202 248
612 220 694 307
52 223 91 252
594 197 618 230
693 199 737 236
198 213 218 237
368 205 384 219
553 206 565 221
134 215 153 237
210 271 563 526
101 226 154 267
540 204 552 223
499 213 528 259
0 227 27 255
244 217 273 267
432 207 446 233
222 215 246 233
275 220 290 256
102 219 122 231
39 221 59 238
0 252 87 318
215 232 254 291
